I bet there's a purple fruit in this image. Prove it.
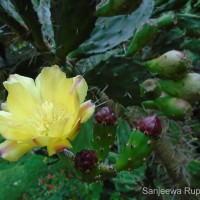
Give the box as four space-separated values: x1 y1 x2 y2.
74 150 98 172
94 107 116 125
138 115 162 136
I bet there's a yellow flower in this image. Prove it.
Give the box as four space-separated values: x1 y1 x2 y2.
0 65 95 161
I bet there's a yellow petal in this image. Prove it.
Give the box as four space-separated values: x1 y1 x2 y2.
0 111 38 140
71 75 88 103
31 135 49 147
66 119 81 141
80 100 95 123
4 83 37 120
0 140 34 161
47 138 72 156
35 65 79 115
4 74 41 104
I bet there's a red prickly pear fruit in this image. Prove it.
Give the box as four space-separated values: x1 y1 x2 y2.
94 107 116 125
138 115 162 136
74 150 98 172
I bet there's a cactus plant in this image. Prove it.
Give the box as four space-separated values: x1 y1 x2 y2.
92 107 117 161
0 0 199 198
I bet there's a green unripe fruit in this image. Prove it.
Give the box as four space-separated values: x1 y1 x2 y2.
116 130 157 171
154 96 192 120
144 50 192 79
126 20 158 56
159 73 200 101
140 79 161 99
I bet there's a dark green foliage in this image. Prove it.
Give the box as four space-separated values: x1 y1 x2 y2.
68 0 154 59
153 0 188 15
188 160 200 188
181 38 200 54
113 165 146 193
51 0 96 63
0 154 50 200
85 56 151 105
11 0 50 52
96 0 143 16
177 14 200 38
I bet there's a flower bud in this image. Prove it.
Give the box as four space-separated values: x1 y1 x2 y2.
74 150 98 172
138 115 162 136
94 107 116 125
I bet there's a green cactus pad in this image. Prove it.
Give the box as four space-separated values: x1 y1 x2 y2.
96 0 143 17
92 123 117 162
158 73 200 101
144 50 192 79
116 130 157 171
154 96 192 120
126 19 158 56
68 0 154 59
85 56 151 106
51 0 96 63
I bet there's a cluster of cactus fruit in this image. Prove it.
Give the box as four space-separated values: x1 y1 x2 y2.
140 50 200 120
63 107 162 182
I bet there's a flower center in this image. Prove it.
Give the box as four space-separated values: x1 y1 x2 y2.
31 101 67 135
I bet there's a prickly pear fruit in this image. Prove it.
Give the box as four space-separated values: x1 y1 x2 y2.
144 50 192 79
158 73 200 101
96 0 143 16
116 130 157 171
154 96 192 120
140 79 161 99
126 20 158 56
138 115 162 136
74 150 98 172
92 107 117 161
95 107 117 125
